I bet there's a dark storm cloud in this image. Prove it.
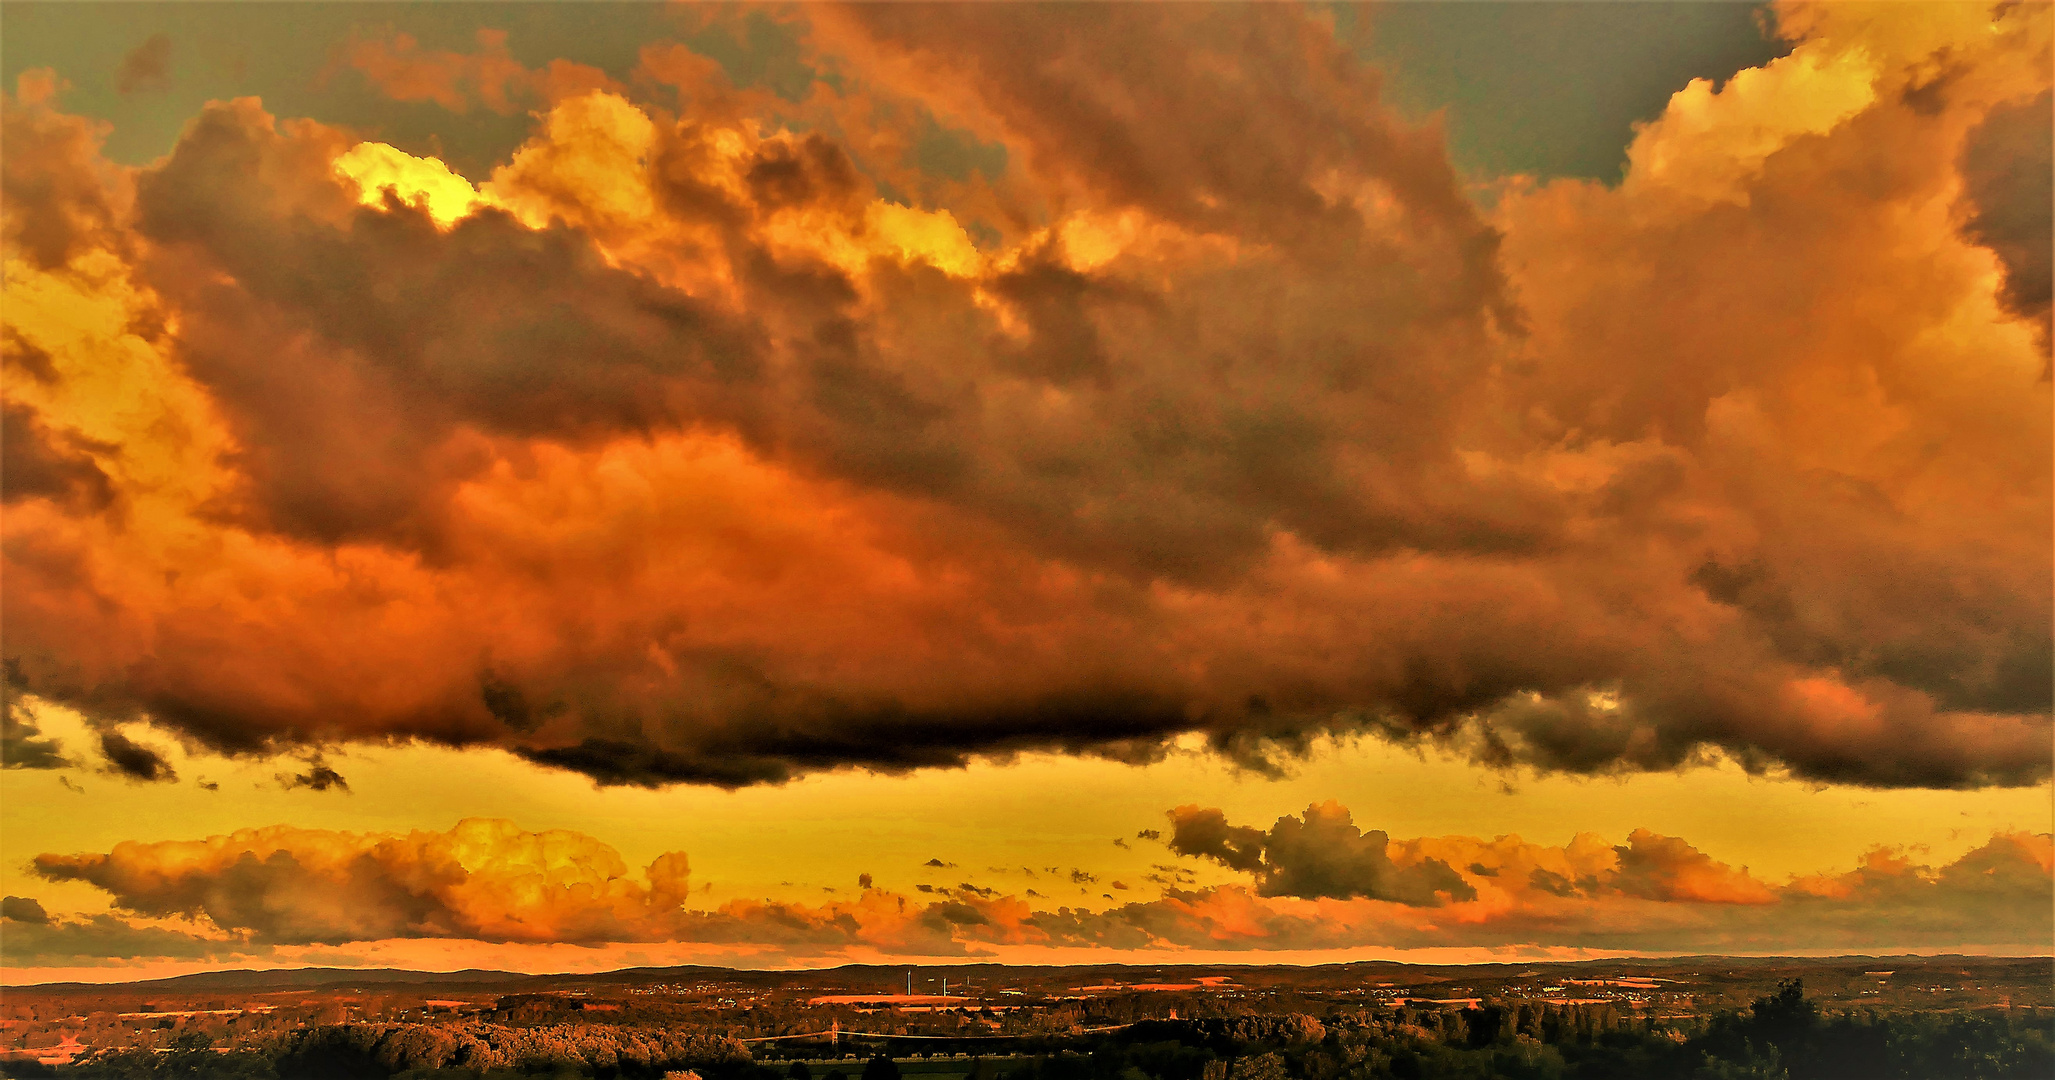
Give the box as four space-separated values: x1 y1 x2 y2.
1165 806 1267 874
3 662 70 769
512 689 1196 789
276 756 350 793
1959 88 2053 354
2 400 116 510
1260 804 1474 904
3 326 60 383
0 913 254 966
98 729 176 782
1167 803 1475 905
1 706 69 770
2 895 51 924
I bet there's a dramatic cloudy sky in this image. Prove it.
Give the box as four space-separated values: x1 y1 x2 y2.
2 1 2049 982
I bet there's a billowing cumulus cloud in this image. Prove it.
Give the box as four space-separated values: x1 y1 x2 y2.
0 71 124 270
27 818 1032 958
1169 802 1476 905
33 818 697 945
1047 813 2053 955
1163 803 1774 908
0 2 2048 790
1032 832 2053 956
26 811 2051 962
1165 806 1269 874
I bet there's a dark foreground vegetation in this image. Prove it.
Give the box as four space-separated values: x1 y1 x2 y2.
4 981 2048 1080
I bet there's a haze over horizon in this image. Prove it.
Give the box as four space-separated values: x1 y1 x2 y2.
2 1 2050 986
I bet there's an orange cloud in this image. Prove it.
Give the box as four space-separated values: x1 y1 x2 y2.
1168 805 1775 908
341 28 620 116
16 811 2049 964
0 1 2047 791
32 819 696 944
1169 802 1475 906
20 819 1040 959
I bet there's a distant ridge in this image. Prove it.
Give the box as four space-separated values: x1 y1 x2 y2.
14 954 2041 993
19 967 535 993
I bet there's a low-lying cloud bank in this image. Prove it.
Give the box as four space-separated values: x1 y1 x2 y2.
1 2 2049 789
10 807 2047 967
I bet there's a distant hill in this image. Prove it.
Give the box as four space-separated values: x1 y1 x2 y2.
12 954 2041 994
20 967 535 993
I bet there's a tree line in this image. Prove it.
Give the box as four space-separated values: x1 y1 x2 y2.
5 981 2048 1080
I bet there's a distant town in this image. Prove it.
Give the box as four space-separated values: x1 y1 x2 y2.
2 956 2047 1077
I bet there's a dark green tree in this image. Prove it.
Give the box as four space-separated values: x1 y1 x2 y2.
863 1054 902 1080
1750 980 1820 1047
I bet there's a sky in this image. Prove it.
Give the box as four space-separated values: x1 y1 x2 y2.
0 1 2049 983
